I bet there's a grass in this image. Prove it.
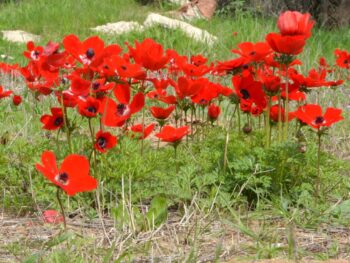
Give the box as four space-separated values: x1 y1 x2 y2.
0 0 350 262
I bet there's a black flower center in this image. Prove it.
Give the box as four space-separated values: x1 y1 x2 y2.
117 103 127 116
121 65 127 71
314 116 325 125
242 64 249 70
34 50 40 57
249 51 256 56
86 48 95 59
54 117 63 126
97 137 107 148
240 89 250 100
92 82 100 90
87 106 97 113
56 172 69 185
344 59 349 64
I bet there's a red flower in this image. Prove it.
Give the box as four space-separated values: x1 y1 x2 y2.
94 131 117 153
277 11 314 39
42 210 64 224
77 97 101 118
294 104 343 129
270 105 295 122
175 77 207 100
24 41 44 61
128 38 169 71
12 95 22 106
334 49 350 69
150 105 175 120
231 42 272 63
63 34 108 67
130 123 155 140
101 83 145 127
36 151 97 196
0 86 12 99
208 104 221 120
266 33 306 55
155 125 189 143
40 107 64 130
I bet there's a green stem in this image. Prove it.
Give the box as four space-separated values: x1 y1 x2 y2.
56 187 67 230
277 93 282 143
316 132 322 196
266 97 271 148
284 67 289 141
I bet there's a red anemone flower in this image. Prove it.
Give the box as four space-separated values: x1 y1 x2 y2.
12 95 22 106
334 49 350 69
208 104 221 120
77 97 101 118
101 83 145 127
36 151 97 196
40 107 64 130
94 131 117 153
294 104 343 129
231 42 272 63
130 123 155 140
277 11 314 39
155 125 189 143
150 105 175 120
269 105 295 122
266 33 306 55
0 86 12 99
24 41 44 61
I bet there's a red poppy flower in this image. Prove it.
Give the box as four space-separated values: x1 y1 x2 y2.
0 86 12 99
294 104 343 129
77 97 101 118
231 42 272 63
277 11 314 39
175 77 207 100
190 54 208 66
177 59 211 77
150 105 175 120
36 151 97 196
214 57 246 75
24 41 44 61
147 89 177 105
155 125 189 143
269 104 295 122
40 108 64 130
101 83 145 127
334 49 350 69
12 95 22 106
94 130 117 153
130 123 155 140
290 68 343 88
208 104 221 120
63 34 106 67
266 33 306 55
128 38 169 71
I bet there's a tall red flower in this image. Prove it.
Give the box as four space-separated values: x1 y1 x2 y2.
94 131 117 153
40 108 64 130
231 42 272 63
294 104 343 129
130 123 155 140
77 97 101 118
266 33 306 55
155 125 189 143
277 11 314 39
208 104 221 121
36 151 97 196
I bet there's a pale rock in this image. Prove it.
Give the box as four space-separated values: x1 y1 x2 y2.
2 30 40 43
144 13 217 45
91 21 143 35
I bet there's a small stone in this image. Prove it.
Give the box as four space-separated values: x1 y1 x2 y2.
91 21 144 35
2 30 40 43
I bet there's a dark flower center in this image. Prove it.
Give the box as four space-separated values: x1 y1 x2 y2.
86 48 95 59
56 172 69 185
61 77 69 85
54 117 63 126
117 103 127 116
92 82 100 90
344 59 349 64
240 89 250 100
199 99 207 104
87 106 97 113
121 65 127 71
34 50 40 57
97 137 107 148
314 116 325 125
242 64 249 70
249 51 256 56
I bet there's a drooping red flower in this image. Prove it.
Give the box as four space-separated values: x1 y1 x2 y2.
101 83 145 127
77 97 101 118
155 125 189 143
294 104 343 129
94 130 117 153
130 123 155 140
277 11 314 39
266 33 306 55
208 104 221 120
36 151 97 196
12 95 22 106
128 38 169 71
0 86 12 99
150 105 175 120
40 107 64 130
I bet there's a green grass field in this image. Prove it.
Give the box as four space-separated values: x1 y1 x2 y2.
1 0 350 262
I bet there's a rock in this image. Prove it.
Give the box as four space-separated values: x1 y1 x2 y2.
1 30 40 43
168 0 188 4
144 13 217 45
91 21 144 35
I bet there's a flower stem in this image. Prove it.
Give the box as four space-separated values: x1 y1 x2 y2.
265 97 271 148
174 144 179 174
284 67 289 141
56 187 67 230
316 132 322 196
